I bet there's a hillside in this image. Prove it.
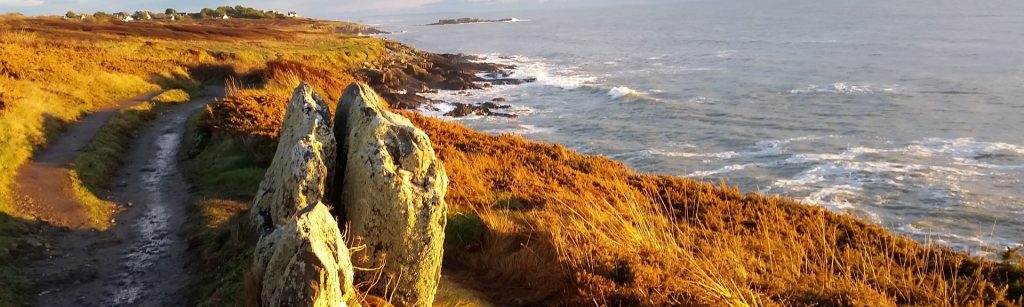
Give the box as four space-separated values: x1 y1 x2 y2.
0 13 1022 306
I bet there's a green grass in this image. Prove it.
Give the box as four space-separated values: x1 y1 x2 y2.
183 112 267 199
189 198 253 307
70 102 158 228
150 89 191 104
182 109 262 306
0 213 30 307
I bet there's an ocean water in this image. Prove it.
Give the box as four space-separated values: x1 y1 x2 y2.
359 0 1024 255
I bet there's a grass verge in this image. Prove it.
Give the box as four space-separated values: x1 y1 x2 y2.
0 213 31 307
68 89 192 229
182 108 263 307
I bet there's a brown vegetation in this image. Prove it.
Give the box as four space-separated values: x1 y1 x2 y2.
4 14 1021 306
187 75 1024 304
402 112 1024 306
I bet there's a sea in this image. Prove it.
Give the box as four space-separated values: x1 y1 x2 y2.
356 0 1024 255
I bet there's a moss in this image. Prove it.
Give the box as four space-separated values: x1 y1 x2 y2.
445 212 486 252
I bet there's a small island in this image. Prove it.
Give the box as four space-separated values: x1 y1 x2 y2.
428 17 516 25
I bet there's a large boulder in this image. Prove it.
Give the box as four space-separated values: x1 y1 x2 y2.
250 83 337 230
251 204 360 307
334 83 449 306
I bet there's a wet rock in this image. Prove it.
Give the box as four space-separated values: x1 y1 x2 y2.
334 83 448 306
490 97 506 102
481 102 511 109
249 83 337 229
355 41 528 110
251 204 359 307
444 102 517 118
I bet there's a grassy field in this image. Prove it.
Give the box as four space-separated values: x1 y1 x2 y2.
3 13 1022 306
0 15 386 305
0 14 383 216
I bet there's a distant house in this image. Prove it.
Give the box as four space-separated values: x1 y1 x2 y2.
221 14 230 20
287 11 300 18
116 13 135 22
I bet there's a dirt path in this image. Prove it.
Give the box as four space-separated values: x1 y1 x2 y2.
27 88 223 306
14 90 161 228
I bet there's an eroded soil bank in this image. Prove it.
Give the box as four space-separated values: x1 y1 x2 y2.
28 89 222 306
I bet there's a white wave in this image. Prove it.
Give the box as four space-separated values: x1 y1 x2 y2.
689 96 712 104
608 86 638 99
895 223 1018 257
484 124 553 135
686 163 753 177
416 102 457 117
906 137 1024 158
474 53 597 90
716 50 737 58
647 149 737 159
784 152 857 164
789 82 887 95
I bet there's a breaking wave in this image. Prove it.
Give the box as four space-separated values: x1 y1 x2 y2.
789 82 902 95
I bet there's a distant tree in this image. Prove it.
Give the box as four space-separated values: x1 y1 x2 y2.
132 11 150 20
165 8 177 15
65 11 77 19
91 11 115 23
199 8 216 19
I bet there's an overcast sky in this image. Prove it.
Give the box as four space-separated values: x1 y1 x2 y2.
0 0 643 18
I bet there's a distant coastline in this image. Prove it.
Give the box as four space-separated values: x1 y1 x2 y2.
427 17 523 26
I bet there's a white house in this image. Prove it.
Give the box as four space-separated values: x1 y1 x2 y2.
287 11 300 18
221 14 230 20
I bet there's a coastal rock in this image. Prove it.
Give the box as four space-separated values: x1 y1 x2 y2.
334 82 449 306
251 204 359 307
444 102 517 118
250 83 336 229
355 41 533 110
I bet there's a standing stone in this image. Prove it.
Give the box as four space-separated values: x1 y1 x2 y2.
250 82 337 229
251 204 360 307
334 83 448 306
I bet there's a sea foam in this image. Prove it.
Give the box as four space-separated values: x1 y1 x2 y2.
608 86 638 99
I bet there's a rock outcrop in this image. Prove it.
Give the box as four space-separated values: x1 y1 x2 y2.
334 83 449 306
250 83 337 230
248 83 356 307
251 204 359 307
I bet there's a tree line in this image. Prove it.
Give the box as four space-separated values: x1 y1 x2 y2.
64 5 297 21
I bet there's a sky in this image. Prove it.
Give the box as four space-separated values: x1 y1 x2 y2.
0 0 638 18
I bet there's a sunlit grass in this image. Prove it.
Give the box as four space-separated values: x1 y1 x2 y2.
0 16 390 305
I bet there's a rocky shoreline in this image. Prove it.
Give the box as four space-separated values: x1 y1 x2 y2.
354 41 534 119
427 17 516 26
